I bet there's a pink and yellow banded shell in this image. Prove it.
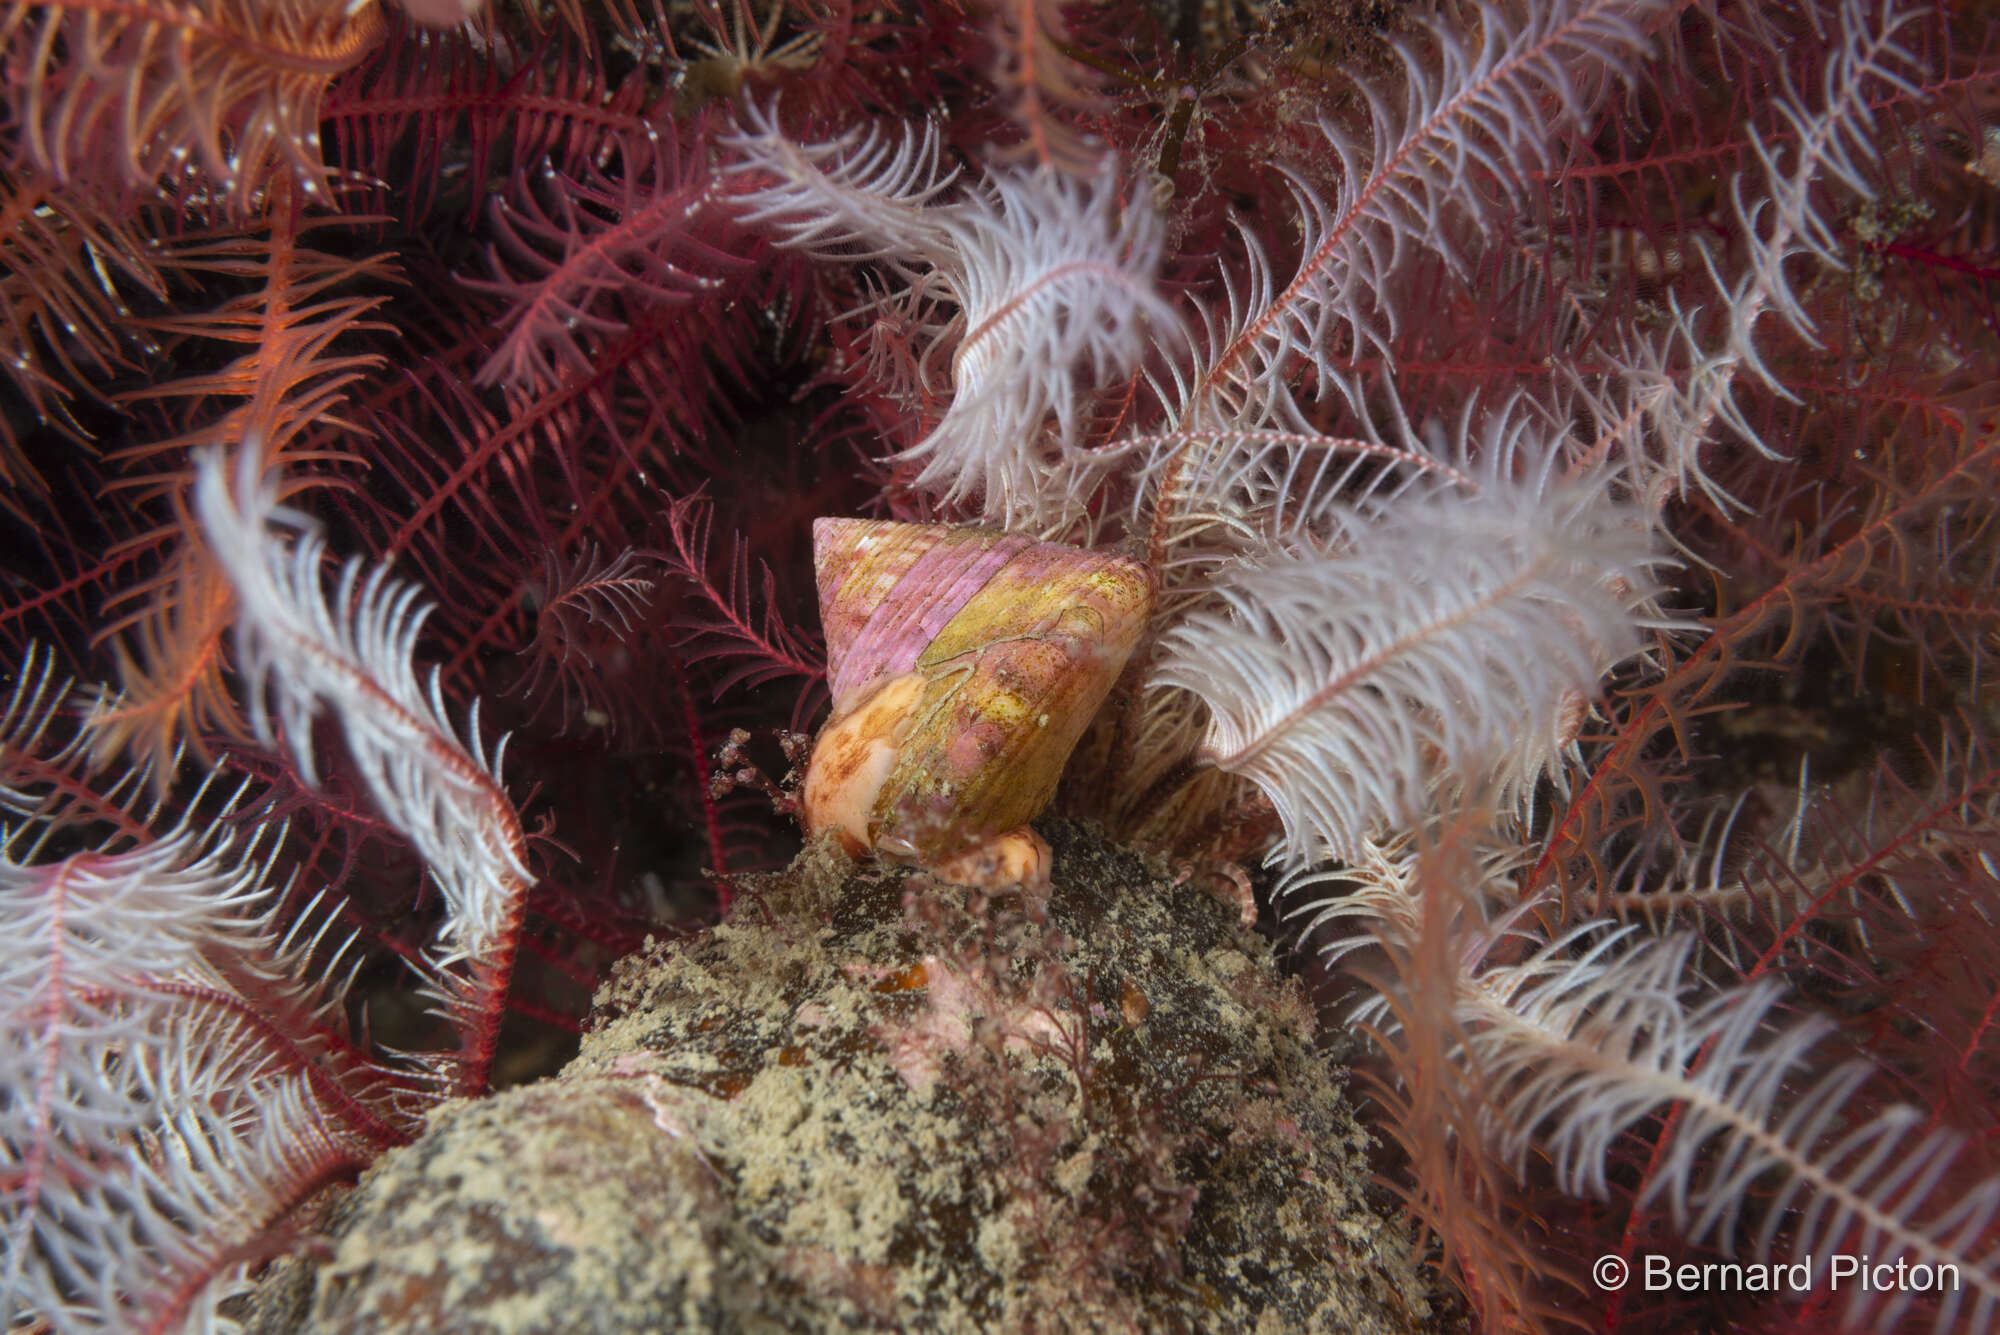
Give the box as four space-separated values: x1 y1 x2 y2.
802 518 1153 890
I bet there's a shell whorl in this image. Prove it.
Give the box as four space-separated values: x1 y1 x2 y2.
815 520 1040 711
804 518 1153 881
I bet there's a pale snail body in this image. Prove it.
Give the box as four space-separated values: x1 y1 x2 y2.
802 518 1154 890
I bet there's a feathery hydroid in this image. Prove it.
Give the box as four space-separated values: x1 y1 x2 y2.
192 448 533 1090
1152 427 1662 867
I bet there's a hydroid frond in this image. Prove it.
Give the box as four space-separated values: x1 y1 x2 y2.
87 194 394 786
0 165 164 481
3 651 178 844
511 543 661 732
725 114 1180 525
899 165 1181 524
723 106 958 268
1618 0 1921 507
192 447 531 1091
0 644 77 820
1130 0 1666 607
471 125 746 391
1291 822 2000 1335
1285 831 1572 1334
1177 0 1663 430
1154 443 1660 866
657 493 826 705
1470 934 2000 1335
981 0 1109 175
0 803 396 1334
1 0 385 209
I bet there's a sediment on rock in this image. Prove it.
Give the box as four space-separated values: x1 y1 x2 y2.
274 823 1448 1334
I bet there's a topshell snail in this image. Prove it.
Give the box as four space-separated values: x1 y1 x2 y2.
802 518 1154 891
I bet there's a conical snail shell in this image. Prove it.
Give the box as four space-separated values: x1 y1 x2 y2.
802 518 1153 887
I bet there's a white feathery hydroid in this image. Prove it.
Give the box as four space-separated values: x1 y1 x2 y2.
1154 440 1662 866
192 447 531 960
726 113 1181 527
0 805 382 1334
1616 0 1918 507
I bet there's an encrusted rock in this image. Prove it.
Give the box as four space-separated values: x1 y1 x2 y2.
286 824 1444 1333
